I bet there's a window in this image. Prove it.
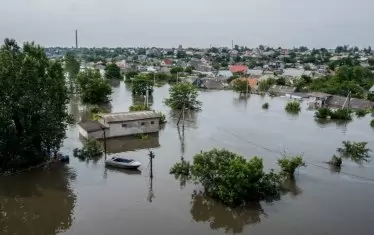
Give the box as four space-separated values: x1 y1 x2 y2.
151 121 154 125
141 122 145 126
121 123 127 128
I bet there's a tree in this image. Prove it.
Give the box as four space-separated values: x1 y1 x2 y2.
184 66 195 74
77 69 112 104
0 39 70 171
131 74 153 96
276 77 286 86
105 63 121 79
285 101 301 113
277 155 306 177
232 78 250 94
64 52 80 80
337 141 371 163
170 67 184 74
164 82 202 110
170 149 282 205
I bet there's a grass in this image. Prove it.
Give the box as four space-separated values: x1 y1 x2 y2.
285 101 301 113
262 103 269 109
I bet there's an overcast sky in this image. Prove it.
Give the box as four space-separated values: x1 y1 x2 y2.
0 0 372 48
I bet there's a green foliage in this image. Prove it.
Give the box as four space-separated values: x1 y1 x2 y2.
329 155 343 168
164 82 202 110
170 67 184 74
262 103 269 109
158 111 167 124
285 101 301 113
258 79 275 92
129 104 151 112
124 71 139 82
134 133 149 140
105 63 121 79
277 155 306 177
77 69 112 104
0 39 70 171
176 149 282 205
330 109 352 121
368 93 374 101
232 79 251 94
64 52 80 80
355 109 368 117
73 139 103 160
131 74 153 96
275 77 286 86
314 107 332 119
170 160 191 176
308 66 374 98
371 119 374 127
184 66 195 74
337 141 371 163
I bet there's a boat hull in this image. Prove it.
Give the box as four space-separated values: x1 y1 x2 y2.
105 160 141 169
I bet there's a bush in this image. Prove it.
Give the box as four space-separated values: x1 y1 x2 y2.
262 103 269 109
277 155 306 177
170 149 282 205
329 155 342 167
371 119 374 127
170 160 190 176
337 141 371 163
355 109 368 117
314 107 332 119
158 111 167 124
73 139 103 160
129 104 150 112
285 101 301 113
330 109 352 121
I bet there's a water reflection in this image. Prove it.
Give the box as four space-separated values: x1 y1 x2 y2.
314 118 349 133
0 165 75 235
132 94 154 107
190 191 264 234
109 79 121 88
281 178 302 197
168 109 198 129
102 132 160 154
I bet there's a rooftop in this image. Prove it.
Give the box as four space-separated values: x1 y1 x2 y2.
100 111 161 123
78 120 108 133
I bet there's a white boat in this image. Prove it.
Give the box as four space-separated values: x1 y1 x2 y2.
105 157 141 170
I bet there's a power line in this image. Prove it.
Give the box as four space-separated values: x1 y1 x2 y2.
172 113 374 183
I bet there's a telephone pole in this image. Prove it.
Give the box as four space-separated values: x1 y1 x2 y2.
149 151 155 179
102 127 107 160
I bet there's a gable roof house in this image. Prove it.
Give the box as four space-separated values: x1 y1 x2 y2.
217 70 233 79
246 69 263 78
229 65 248 74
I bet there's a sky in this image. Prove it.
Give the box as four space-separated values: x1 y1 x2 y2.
0 0 373 48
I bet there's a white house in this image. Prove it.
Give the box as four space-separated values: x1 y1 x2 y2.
78 111 161 140
369 85 374 94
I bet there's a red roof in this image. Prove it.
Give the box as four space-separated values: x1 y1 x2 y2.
164 59 173 65
229 65 248 74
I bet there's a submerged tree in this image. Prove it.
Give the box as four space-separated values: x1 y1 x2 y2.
0 39 70 171
285 101 301 113
164 82 202 110
277 154 306 178
77 69 112 104
105 63 121 80
232 78 251 95
132 74 153 96
337 141 371 163
64 52 80 81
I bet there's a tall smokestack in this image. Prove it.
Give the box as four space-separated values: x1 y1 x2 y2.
232 40 234 49
75 30 78 49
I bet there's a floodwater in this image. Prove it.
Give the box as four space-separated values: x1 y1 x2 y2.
1 81 374 235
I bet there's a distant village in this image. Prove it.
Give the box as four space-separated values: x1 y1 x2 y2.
46 45 374 109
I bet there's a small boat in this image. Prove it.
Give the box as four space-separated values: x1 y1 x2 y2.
105 157 141 170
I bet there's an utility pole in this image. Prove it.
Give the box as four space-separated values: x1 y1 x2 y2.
347 90 351 110
145 88 149 108
153 73 156 86
149 151 155 179
102 127 107 160
232 40 234 49
246 79 249 96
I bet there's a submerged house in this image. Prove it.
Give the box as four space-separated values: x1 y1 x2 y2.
78 111 161 140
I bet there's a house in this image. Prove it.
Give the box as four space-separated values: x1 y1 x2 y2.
138 55 147 62
192 78 225 89
197 64 212 72
229 65 248 74
269 85 296 96
326 95 374 109
307 92 332 108
246 69 263 78
231 78 258 90
369 85 374 94
217 70 233 79
78 111 161 140
161 59 173 67
282 68 305 79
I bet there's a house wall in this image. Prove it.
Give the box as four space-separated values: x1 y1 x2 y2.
107 118 160 138
88 130 108 139
78 125 88 139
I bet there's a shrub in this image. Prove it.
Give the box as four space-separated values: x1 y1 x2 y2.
329 155 342 167
330 109 352 121
73 139 103 160
129 104 150 112
158 111 167 124
355 109 368 117
262 103 269 109
170 149 282 205
170 160 190 176
277 154 306 177
285 101 301 113
371 119 374 127
337 141 371 163
314 107 332 119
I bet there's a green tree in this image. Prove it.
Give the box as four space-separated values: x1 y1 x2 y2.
184 66 195 74
77 69 112 104
276 77 286 86
170 67 184 74
64 52 80 80
170 149 282 205
164 82 202 110
0 39 70 171
232 78 250 94
277 155 306 177
132 74 153 96
105 63 121 79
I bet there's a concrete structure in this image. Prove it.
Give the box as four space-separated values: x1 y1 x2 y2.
78 111 161 140
369 85 374 94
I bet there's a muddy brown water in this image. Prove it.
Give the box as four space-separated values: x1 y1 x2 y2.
1 82 374 235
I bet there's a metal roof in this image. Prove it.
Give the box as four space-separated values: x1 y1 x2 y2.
78 120 108 132
100 111 161 123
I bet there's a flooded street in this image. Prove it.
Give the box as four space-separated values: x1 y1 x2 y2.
1 81 374 235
